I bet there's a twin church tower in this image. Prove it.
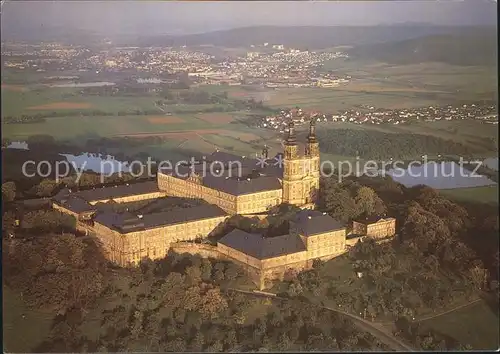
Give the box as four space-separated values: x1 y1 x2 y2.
282 119 320 209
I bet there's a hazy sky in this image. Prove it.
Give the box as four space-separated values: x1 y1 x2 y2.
2 1 497 37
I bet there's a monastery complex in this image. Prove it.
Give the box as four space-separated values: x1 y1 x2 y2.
52 120 396 289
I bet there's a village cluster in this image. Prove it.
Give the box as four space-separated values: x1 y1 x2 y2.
258 102 498 130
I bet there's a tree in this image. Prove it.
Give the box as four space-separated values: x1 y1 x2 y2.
287 281 304 297
214 269 225 282
322 185 358 222
354 186 386 218
183 286 202 311
185 265 202 284
224 263 241 281
36 179 59 197
277 333 292 351
2 181 16 202
469 266 488 290
163 337 187 352
2 211 16 233
205 340 223 352
200 259 212 281
189 332 205 351
199 287 228 319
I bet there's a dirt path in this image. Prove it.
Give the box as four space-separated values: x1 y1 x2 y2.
377 297 482 326
414 298 482 323
228 288 415 351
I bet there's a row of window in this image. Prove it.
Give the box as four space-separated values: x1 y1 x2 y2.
238 191 280 201
238 199 279 211
309 246 343 257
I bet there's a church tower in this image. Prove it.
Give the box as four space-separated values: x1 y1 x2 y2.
303 118 320 207
282 119 320 208
305 118 320 158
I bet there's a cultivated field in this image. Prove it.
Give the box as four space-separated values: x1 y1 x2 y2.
2 60 497 166
262 62 497 112
196 112 236 124
1 84 27 92
439 185 499 204
28 102 93 110
147 116 185 124
1 87 159 117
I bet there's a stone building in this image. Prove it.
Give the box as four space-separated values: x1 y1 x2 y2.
50 118 397 287
217 210 349 289
91 205 227 266
282 117 320 209
53 185 229 266
156 119 320 214
352 217 397 240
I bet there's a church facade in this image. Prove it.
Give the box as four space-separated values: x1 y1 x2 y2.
156 119 321 214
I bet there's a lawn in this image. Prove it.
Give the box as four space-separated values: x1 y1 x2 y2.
439 185 499 204
418 299 499 350
2 286 56 353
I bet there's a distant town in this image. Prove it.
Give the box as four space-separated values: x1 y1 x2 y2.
1 41 349 88
255 102 498 131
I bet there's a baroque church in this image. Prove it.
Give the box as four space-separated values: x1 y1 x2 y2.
157 119 320 214
52 118 396 289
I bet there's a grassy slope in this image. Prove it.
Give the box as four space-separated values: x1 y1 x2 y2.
418 299 499 350
439 185 499 205
2 286 55 353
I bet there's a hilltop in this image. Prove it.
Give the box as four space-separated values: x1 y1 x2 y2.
132 25 493 50
347 31 497 66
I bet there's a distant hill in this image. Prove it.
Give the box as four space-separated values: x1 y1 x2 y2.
132 25 494 50
348 31 497 66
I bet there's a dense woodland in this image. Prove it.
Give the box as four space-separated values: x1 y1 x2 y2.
3 169 499 351
2 131 499 351
316 129 492 160
3 224 388 352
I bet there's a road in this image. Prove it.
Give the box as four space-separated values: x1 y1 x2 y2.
324 305 415 351
413 297 482 323
378 297 482 326
227 288 415 352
